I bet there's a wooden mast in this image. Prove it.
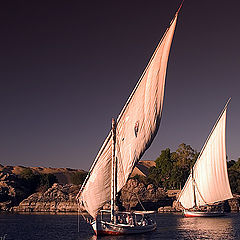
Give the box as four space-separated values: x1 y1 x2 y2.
111 118 117 223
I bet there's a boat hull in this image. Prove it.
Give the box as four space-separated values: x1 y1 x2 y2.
91 220 156 235
184 209 225 218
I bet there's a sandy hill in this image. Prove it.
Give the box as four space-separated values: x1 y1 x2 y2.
130 160 156 177
0 165 87 184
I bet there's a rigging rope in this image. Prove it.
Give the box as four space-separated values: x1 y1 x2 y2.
120 183 147 211
193 179 207 205
77 200 88 233
134 191 146 211
77 203 80 232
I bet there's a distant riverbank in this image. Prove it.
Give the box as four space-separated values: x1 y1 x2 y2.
1 165 239 213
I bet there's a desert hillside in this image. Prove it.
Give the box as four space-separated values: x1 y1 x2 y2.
0 165 87 184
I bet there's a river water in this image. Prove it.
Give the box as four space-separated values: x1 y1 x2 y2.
0 212 239 240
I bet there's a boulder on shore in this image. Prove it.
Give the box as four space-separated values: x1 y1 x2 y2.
0 171 29 211
13 183 82 212
120 179 171 211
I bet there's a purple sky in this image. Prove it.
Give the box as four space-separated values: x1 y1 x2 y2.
0 0 239 171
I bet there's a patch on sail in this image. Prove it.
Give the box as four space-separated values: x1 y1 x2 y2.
134 121 139 137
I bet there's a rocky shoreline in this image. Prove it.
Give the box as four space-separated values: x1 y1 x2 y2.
1 170 240 214
13 183 81 212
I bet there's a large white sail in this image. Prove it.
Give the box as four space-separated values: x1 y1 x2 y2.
178 104 233 209
78 13 179 218
115 15 178 192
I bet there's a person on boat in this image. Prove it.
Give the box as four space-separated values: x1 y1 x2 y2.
141 216 148 226
122 214 127 224
142 219 147 226
126 214 134 225
126 214 129 224
117 215 123 224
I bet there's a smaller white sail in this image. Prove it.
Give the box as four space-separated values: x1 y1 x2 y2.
178 102 233 209
178 175 195 209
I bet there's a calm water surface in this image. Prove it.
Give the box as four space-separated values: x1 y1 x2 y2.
0 213 239 240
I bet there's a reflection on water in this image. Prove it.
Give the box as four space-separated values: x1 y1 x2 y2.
0 213 239 240
176 214 237 240
89 213 240 240
85 213 240 240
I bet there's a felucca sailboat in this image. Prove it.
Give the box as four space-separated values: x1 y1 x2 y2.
76 3 182 235
177 99 233 217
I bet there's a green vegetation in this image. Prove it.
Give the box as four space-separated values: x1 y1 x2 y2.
70 171 88 185
147 143 198 189
228 158 240 194
19 168 58 193
134 143 240 194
